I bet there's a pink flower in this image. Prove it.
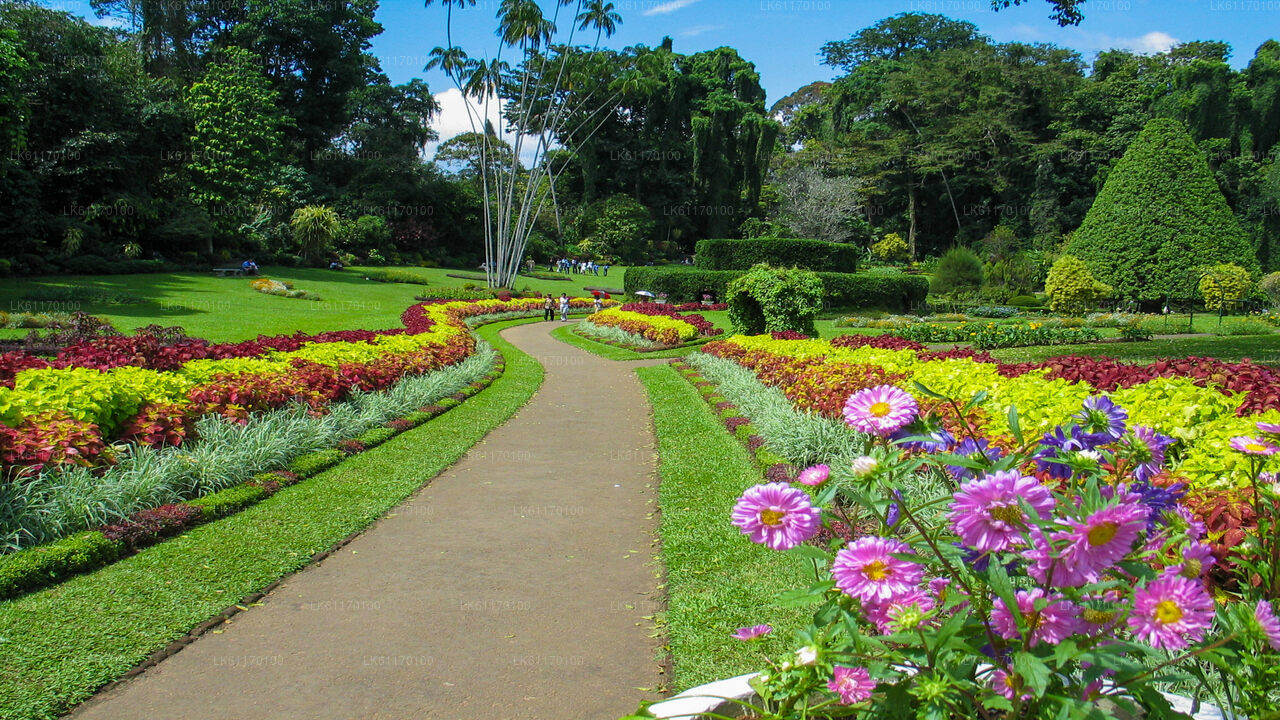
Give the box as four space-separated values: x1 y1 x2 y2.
731 483 822 551
1229 436 1280 456
1256 421 1280 435
843 385 918 436
833 537 924 603
828 666 876 704
730 624 772 641
1170 506 1207 540
948 470 1055 553
991 589 1082 646
1127 573 1215 650
796 464 830 486
1256 600 1280 651
992 668 1032 702
1175 541 1216 579
864 588 935 634
1029 505 1148 587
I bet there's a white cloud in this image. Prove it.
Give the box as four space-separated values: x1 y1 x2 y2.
643 0 700 16
678 24 722 38
1132 31 1177 54
1068 29 1178 58
426 87 547 168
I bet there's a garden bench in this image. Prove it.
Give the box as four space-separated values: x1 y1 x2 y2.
212 267 246 277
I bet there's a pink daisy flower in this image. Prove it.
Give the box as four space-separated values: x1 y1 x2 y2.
1229 436 1280 456
992 668 1032 702
842 385 918 436
1170 506 1207 540
1256 421 1280 435
864 588 935 634
1175 541 1216 579
991 588 1082 646
730 624 772 641
828 666 876 705
1127 573 1215 650
731 483 822 551
796 464 830 486
1030 505 1148 587
1256 600 1280 651
948 470 1055 553
833 536 924 603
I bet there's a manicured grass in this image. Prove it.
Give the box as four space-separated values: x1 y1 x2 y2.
990 334 1280 364
0 319 543 720
551 324 704 361
638 364 809 691
0 266 633 342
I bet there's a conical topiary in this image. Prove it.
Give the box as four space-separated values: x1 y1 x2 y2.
1066 117 1257 300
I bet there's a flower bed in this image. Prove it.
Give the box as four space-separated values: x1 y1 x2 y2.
583 303 721 347
702 334 1280 492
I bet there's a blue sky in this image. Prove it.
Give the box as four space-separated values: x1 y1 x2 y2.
55 0 1280 151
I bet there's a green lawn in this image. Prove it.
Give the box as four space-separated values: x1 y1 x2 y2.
0 265 632 342
990 334 1280 364
0 319 542 720
638 364 809 691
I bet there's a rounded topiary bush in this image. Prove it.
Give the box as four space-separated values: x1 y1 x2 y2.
871 233 909 262
1045 255 1111 315
1198 263 1253 311
725 264 824 336
1007 294 1041 307
929 247 984 299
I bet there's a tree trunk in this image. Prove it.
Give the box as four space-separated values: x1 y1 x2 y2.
907 171 917 261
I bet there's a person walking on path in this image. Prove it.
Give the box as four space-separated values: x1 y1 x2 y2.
543 295 555 321
558 293 570 321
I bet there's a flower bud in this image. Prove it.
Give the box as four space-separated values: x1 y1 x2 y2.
851 456 878 478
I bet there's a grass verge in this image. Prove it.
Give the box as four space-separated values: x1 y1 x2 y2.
989 334 1280 364
551 324 702 361
0 318 543 720
638 364 809 691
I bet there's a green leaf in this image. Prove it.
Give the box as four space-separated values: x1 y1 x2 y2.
789 544 833 563
777 582 834 606
1013 651 1052 696
1007 404 1024 444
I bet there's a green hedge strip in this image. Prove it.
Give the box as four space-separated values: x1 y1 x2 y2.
624 266 928 311
694 237 859 272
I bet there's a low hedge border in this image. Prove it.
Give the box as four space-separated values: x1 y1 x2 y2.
570 324 715 354
0 354 507 602
625 267 928 312
667 358 794 483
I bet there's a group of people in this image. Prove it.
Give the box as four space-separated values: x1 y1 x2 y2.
542 293 604 322
551 258 608 276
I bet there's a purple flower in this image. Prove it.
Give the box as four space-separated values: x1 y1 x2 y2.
1256 421 1280 436
1230 436 1280 456
1074 395 1128 445
730 483 822 551
1127 573 1215 650
730 624 772 640
1130 481 1186 528
1256 600 1280 651
1035 425 1092 478
945 437 1003 480
890 423 954 452
992 668 1031 702
1028 504 1149 587
864 587 934 633
1124 426 1176 483
828 666 876 704
991 588 1082 646
833 537 924 603
796 464 830 486
885 490 903 529
949 470 1056 553
1175 541 1216 578
843 385 918 436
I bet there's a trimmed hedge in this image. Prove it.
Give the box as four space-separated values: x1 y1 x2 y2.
625 266 927 312
0 531 124 599
694 238 859 272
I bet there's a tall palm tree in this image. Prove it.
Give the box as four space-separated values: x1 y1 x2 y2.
576 1 620 48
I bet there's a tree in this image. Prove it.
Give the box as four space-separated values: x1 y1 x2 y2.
820 13 984 71
1067 117 1258 300
186 46 288 246
291 205 340 263
990 0 1087 26
775 165 871 244
577 194 652 262
1045 255 1110 313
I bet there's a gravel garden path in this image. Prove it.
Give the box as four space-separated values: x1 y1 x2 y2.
71 321 669 720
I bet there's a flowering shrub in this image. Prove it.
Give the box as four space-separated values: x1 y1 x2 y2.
697 387 1280 719
250 277 321 301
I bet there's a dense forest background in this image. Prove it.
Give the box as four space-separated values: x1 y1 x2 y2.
0 1 1277 278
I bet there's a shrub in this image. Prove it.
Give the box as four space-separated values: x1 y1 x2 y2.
1045 255 1111 314
694 238 858 272
287 449 345 478
725 264 824 336
1066 117 1257 299
1198 263 1253 311
356 426 398 446
362 268 430 285
928 247 983 298
1214 318 1273 336
0 531 124 600
415 286 492 301
1260 272 1280 307
101 504 203 549
291 205 341 263
1007 294 1041 307
870 233 909 262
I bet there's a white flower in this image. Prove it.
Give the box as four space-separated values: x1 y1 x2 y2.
1077 450 1101 462
851 456 878 478
795 646 818 666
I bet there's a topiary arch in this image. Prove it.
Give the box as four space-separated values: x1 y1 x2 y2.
725 264 824 336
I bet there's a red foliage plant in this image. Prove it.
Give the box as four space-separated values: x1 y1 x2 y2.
0 412 110 471
101 503 204 549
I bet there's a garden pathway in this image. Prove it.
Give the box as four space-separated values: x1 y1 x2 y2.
71 321 669 720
